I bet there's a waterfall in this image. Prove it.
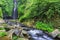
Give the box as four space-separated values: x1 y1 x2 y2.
12 0 18 19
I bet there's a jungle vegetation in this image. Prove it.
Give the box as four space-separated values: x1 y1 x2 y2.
0 0 60 32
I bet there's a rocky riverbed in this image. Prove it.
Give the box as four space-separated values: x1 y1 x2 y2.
0 20 60 40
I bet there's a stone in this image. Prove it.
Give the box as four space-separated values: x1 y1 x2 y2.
0 19 5 24
50 29 60 38
7 29 15 40
0 30 5 32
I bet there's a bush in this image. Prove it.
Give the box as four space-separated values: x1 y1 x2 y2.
35 21 54 32
18 0 60 22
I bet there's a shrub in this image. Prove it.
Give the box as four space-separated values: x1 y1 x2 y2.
35 21 54 32
18 0 60 22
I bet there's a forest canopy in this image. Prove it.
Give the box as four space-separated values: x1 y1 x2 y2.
0 0 60 22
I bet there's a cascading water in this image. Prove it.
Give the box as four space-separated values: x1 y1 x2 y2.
27 29 54 40
1 0 18 19
12 0 18 19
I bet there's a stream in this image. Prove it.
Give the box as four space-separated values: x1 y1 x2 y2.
5 20 54 40
27 29 53 40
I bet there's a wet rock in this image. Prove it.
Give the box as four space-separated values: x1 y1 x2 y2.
50 29 60 38
13 28 28 38
6 21 17 26
17 23 27 27
7 29 15 39
22 30 29 38
0 19 5 24
14 28 22 36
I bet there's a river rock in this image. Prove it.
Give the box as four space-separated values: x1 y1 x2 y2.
50 29 60 38
0 19 5 24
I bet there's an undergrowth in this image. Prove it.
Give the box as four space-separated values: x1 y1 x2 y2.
35 21 54 32
0 32 7 37
0 27 7 37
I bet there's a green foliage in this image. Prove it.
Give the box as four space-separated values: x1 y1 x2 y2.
12 36 18 40
35 21 54 32
0 32 7 37
19 0 46 21
0 7 3 18
0 0 13 16
0 28 6 37
0 0 60 21
18 0 60 22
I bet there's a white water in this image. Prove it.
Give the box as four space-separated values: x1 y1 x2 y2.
12 0 18 19
28 30 53 40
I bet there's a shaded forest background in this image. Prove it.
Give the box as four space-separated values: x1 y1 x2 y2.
0 0 60 32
